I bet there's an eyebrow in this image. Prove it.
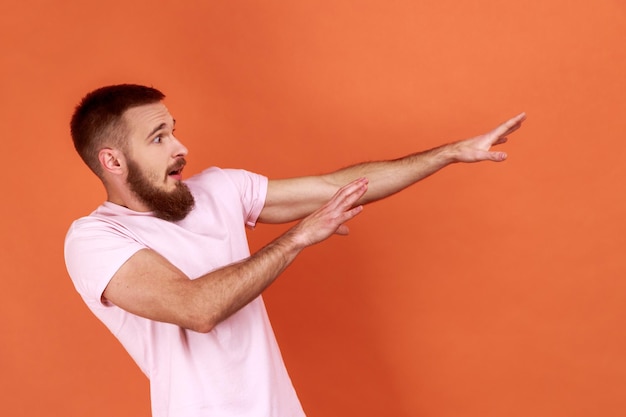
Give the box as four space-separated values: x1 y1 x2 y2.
145 119 176 141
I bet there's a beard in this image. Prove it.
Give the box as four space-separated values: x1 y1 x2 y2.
126 158 195 222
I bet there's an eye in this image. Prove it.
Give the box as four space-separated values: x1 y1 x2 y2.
153 135 162 144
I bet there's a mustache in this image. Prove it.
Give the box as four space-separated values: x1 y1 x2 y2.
168 158 187 174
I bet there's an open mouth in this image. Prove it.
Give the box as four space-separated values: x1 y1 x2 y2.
168 167 183 176
167 159 186 179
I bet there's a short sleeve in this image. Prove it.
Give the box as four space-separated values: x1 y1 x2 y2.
64 217 146 306
191 168 268 229
224 169 268 228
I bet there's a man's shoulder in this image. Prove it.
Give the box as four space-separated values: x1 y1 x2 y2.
186 166 261 186
186 167 266 197
65 202 152 244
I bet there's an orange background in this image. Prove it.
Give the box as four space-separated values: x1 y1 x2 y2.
2 1 625 416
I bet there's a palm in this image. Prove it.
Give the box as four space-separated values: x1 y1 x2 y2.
455 113 526 163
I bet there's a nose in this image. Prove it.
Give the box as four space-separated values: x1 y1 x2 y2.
171 135 188 157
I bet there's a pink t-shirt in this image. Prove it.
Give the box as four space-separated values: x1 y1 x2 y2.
65 167 305 417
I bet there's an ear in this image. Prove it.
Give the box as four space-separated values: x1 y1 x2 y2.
98 147 126 176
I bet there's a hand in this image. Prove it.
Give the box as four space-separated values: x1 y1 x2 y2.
287 177 369 248
452 112 526 163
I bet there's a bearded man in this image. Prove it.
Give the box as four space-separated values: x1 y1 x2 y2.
64 84 525 417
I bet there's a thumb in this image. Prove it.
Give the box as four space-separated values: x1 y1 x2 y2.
489 151 508 162
334 224 350 236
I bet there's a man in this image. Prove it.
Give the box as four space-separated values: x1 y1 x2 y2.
64 84 525 417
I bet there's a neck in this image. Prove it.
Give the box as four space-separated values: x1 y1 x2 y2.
105 184 151 213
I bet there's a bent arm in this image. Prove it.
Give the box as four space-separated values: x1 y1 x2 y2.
259 112 526 224
102 178 368 333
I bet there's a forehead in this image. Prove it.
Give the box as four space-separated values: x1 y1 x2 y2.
122 102 173 137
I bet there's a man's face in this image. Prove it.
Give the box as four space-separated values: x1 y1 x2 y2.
122 102 195 221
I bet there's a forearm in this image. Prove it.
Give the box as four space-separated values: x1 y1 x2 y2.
338 111 527 198
188 231 304 332
103 229 309 333
324 144 456 205
260 144 457 224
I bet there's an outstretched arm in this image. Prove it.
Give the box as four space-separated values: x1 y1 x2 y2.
259 112 526 223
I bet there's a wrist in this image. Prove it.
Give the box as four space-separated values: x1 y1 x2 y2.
429 142 460 165
277 228 309 255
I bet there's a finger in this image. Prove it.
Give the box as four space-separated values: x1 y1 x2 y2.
333 204 364 223
492 112 526 137
501 121 522 137
333 205 364 235
488 151 508 162
342 177 369 194
328 178 369 209
335 224 350 236
492 136 508 146
334 177 368 198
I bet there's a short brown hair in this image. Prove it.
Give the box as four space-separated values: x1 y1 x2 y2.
70 84 165 177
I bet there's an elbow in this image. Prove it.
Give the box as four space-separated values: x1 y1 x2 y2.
173 285 221 333
181 317 216 334
180 308 220 334
188 321 215 334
